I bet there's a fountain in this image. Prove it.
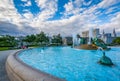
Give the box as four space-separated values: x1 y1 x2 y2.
72 33 75 48
75 28 109 50
72 33 78 47
75 28 98 50
98 47 113 66
88 27 94 44
41 47 44 53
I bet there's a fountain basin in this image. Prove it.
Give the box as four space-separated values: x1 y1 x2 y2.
16 47 120 81
6 50 64 81
6 47 120 81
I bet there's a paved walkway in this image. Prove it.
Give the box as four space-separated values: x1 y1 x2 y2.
0 50 19 81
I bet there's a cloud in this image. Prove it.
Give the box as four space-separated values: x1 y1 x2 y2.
35 0 58 21
98 12 120 34
21 0 28 2
0 21 24 35
0 21 38 36
97 0 119 8
83 0 92 6
64 1 74 12
0 0 23 25
23 0 32 6
63 0 84 16
22 12 33 19
0 0 120 37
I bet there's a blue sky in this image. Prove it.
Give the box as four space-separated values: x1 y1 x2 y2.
0 0 120 36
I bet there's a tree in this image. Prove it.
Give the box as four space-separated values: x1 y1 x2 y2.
35 31 49 44
23 34 36 43
112 37 120 45
52 34 62 45
0 35 17 47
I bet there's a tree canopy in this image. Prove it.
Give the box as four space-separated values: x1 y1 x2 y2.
52 34 62 45
0 35 17 47
112 37 120 45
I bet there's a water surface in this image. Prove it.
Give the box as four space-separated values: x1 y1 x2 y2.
19 47 120 81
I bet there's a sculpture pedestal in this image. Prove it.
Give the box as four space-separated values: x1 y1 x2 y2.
75 44 98 50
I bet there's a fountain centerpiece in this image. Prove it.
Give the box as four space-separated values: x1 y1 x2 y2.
74 28 109 50
75 27 98 50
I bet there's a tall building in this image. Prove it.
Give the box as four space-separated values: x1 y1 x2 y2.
101 30 105 40
82 28 100 38
113 28 117 37
81 28 117 44
93 28 100 37
101 29 117 44
82 31 89 37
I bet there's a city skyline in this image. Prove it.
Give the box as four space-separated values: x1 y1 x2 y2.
0 0 120 36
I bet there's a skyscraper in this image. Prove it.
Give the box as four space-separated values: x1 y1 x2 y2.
113 28 117 37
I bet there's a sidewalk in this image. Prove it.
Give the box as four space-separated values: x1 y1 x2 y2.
0 50 19 81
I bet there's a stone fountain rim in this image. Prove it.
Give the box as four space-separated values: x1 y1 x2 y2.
6 48 65 81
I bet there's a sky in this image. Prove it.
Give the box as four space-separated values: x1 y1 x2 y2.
0 0 120 36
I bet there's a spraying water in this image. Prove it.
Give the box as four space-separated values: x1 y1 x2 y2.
72 33 76 47
88 28 94 44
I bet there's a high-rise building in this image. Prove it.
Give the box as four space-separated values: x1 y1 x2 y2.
93 28 100 37
82 28 100 38
113 28 117 37
81 28 117 44
101 29 117 44
82 31 89 37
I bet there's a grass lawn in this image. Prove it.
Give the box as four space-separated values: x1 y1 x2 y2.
0 47 10 51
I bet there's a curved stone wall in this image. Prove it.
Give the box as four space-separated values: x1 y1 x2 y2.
6 50 65 81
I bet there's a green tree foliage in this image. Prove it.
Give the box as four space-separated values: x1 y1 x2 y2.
23 34 36 43
112 37 120 45
0 32 63 47
36 31 49 44
52 34 62 45
0 35 17 47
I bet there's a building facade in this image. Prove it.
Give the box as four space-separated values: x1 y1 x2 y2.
102 29 117 44
82 28 100 38
82 28 117 44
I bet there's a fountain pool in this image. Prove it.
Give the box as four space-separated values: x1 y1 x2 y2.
18 47 120 81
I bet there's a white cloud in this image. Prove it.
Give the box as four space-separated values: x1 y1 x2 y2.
98 0 119 8
74 0 84 7
21 0 28 2
35 0 57 21
64 1 74 12
0 0 21 24
105 6 120 17
24 0 31 6
22 12 33 19
20 0 32 7
0 0 34 32
63 0 85 17
0 0 120 36
83 0 92 6
98 12 120 34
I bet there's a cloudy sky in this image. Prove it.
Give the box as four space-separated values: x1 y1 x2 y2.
0 0 120 36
